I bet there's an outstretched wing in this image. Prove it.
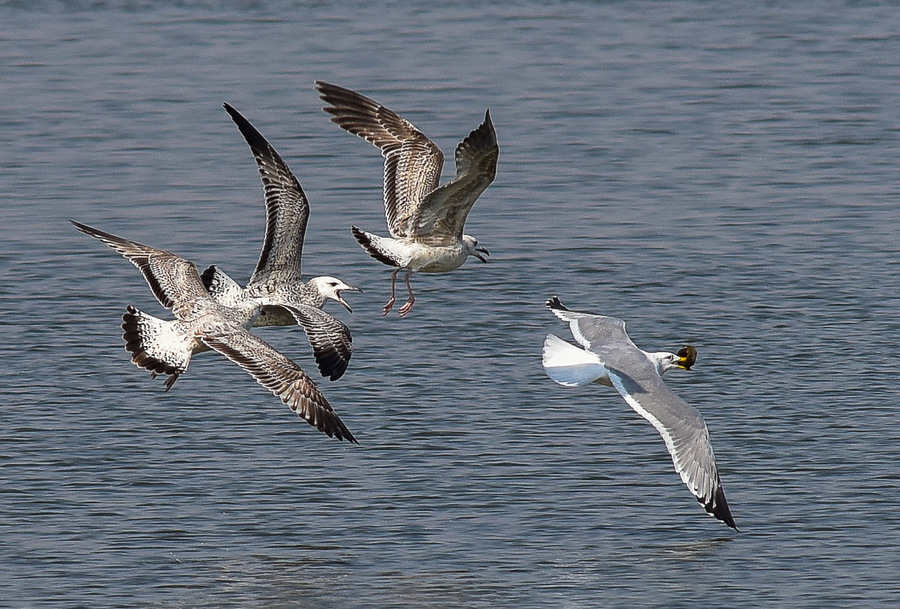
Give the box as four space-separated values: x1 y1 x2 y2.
223 103 310 286
604 348 736 529
409 110 498 243
202 329 357 443
71 220 207 314
547 296 736 529
316 81 443 238
281 303 354 381
546 296 632 351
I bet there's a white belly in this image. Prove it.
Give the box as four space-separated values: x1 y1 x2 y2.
402 241 469 273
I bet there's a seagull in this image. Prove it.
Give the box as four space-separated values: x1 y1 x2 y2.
72 220 357 442
542 296 737 530
201 102 360 351
315 81 498 317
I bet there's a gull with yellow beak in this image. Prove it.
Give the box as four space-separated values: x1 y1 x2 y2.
542 296 737 530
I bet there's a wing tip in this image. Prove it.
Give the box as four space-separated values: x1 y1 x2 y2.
704 485 739 531
321 411 358 444
546 295 567 311
223 102 271 154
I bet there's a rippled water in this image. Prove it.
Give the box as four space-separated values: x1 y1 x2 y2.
2 1 900 607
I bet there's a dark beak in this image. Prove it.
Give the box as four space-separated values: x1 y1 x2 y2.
474 246 490 263
336 285 362 313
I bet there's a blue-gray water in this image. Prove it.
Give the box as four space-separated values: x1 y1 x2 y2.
2 1 899 606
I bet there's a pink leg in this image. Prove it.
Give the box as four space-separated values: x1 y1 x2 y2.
383 268 400 315
398 271 415 317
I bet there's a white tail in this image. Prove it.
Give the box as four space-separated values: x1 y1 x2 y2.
121 306 195 389
542 334 606 387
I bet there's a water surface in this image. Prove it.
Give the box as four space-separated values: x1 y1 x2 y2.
1 1 899 607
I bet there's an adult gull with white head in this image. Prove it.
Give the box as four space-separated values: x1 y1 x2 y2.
542 296 737 530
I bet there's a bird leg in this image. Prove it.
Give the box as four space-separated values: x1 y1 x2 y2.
164 372 180 392
398 271 415 317
383 268 400 315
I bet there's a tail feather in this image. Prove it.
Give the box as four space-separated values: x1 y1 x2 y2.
121 306 194 390
542 334 606 387
351 226 401 267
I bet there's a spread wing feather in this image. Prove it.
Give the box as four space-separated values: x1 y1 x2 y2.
223 103 309 286
316 81 444 238
202 330 357 443
281 304 354 381
409 110 498 241
71 220 208 312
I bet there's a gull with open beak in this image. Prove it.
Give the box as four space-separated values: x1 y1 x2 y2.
201 102 360 336
316 81 497 317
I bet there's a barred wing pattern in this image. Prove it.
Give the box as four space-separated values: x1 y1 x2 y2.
315 81 444 238
281 304 354 381
71 220 207 313
223 102 310 286
202 331 357 443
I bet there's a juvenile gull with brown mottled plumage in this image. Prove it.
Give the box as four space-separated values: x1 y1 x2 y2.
316 81 497 317
72 220 357 443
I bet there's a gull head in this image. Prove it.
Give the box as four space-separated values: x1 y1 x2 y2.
462 235 490 263
652 345 697 375
307 276 361 312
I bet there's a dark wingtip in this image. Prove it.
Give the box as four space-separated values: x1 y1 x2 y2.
708 486 739 531
70 219 104 239
222 101 246 131
332 416 359 444
200 265 216 291
546 295 568 311
223 102 274 156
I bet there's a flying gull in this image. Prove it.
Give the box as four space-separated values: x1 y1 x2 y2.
200 103 359 379
72 220 357 442
315 81 497 317
542 296 736 529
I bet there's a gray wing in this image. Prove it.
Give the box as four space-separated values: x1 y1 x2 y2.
315 81 443 238
280 304 354 382
201 329 357 443
546 296 632 351
71 220 208 315
547 296 736 528
223 103 309 286
408 110 498 243
603 347 735 529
